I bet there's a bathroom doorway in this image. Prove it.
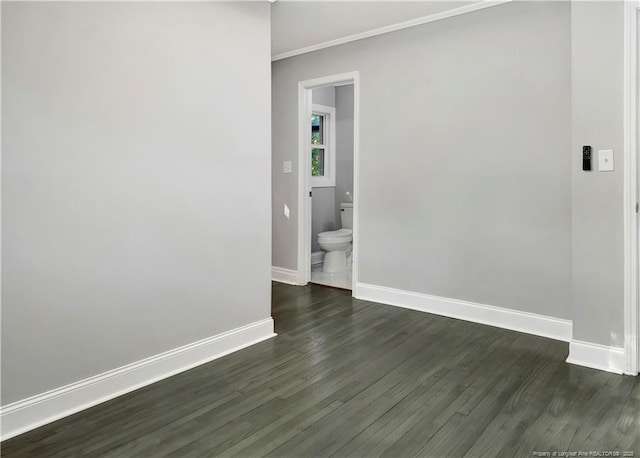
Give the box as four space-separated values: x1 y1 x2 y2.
297 72 360 295
310 84 354 289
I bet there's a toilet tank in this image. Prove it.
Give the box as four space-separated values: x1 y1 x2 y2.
340 203 353 229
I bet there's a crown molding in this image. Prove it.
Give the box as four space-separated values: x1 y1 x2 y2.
272 0 514 62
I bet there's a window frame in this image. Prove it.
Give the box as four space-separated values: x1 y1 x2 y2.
310 103 336 188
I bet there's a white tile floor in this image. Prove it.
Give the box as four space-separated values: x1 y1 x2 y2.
310 262 352 290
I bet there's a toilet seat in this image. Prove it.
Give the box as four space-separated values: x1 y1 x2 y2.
318 228 353 243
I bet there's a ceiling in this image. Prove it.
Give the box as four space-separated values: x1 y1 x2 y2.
271 1 473 58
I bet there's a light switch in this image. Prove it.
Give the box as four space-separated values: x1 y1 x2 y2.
598 149 614 172
283 161 292 173
284 204 290 219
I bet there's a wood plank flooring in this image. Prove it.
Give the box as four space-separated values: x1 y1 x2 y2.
3 282 639 457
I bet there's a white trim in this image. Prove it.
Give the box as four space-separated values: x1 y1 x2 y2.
272 266 301 285
356 282 572 343
311 251 325 266
271 0 515 62
298 72 360 296
352 76 361 298
623 0 639 376
310 103 336 188
567 340 626 375
298 81 313 286
0 318 276 441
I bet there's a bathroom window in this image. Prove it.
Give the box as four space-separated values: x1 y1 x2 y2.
311 104 336 187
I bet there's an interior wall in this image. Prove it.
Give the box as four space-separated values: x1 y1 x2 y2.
312 86 335 107
570 1 625 347
311 188 337 253
1 1 272 405
335 85 355 224
272 1 572 319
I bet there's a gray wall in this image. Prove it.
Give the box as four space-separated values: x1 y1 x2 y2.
2 1 272 405
272 1 572 319
571 2 625 347
335 85 355 224
311 188 337 253
312 86 335 108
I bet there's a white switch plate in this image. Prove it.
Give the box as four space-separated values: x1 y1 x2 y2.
283 161 292 173
284 204 290 219
598 149 614 172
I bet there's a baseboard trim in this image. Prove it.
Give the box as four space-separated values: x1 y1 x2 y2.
356 282 572 342
272 266 301 285
566 340 627 375
311 251 325 266
0 318 276 441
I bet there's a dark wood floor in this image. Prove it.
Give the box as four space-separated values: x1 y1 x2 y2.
3 283 639 457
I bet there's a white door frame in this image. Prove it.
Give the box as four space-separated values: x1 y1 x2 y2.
623 0 639 375
297 71 360 296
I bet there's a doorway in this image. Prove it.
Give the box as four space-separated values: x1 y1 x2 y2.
310 85 354 289
297 72 360 296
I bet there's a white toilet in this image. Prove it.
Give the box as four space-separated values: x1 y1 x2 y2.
318 203 353 273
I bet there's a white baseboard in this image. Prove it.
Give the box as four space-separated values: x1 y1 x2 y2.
311 251 325 266
566 340 626 375
356 282 572 342
272 266 301 285
0 318 276 441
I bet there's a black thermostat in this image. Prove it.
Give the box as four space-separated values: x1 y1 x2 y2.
583 146 592 171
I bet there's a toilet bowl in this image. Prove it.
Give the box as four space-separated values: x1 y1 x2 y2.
317 203 354 273
318 229 353 273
